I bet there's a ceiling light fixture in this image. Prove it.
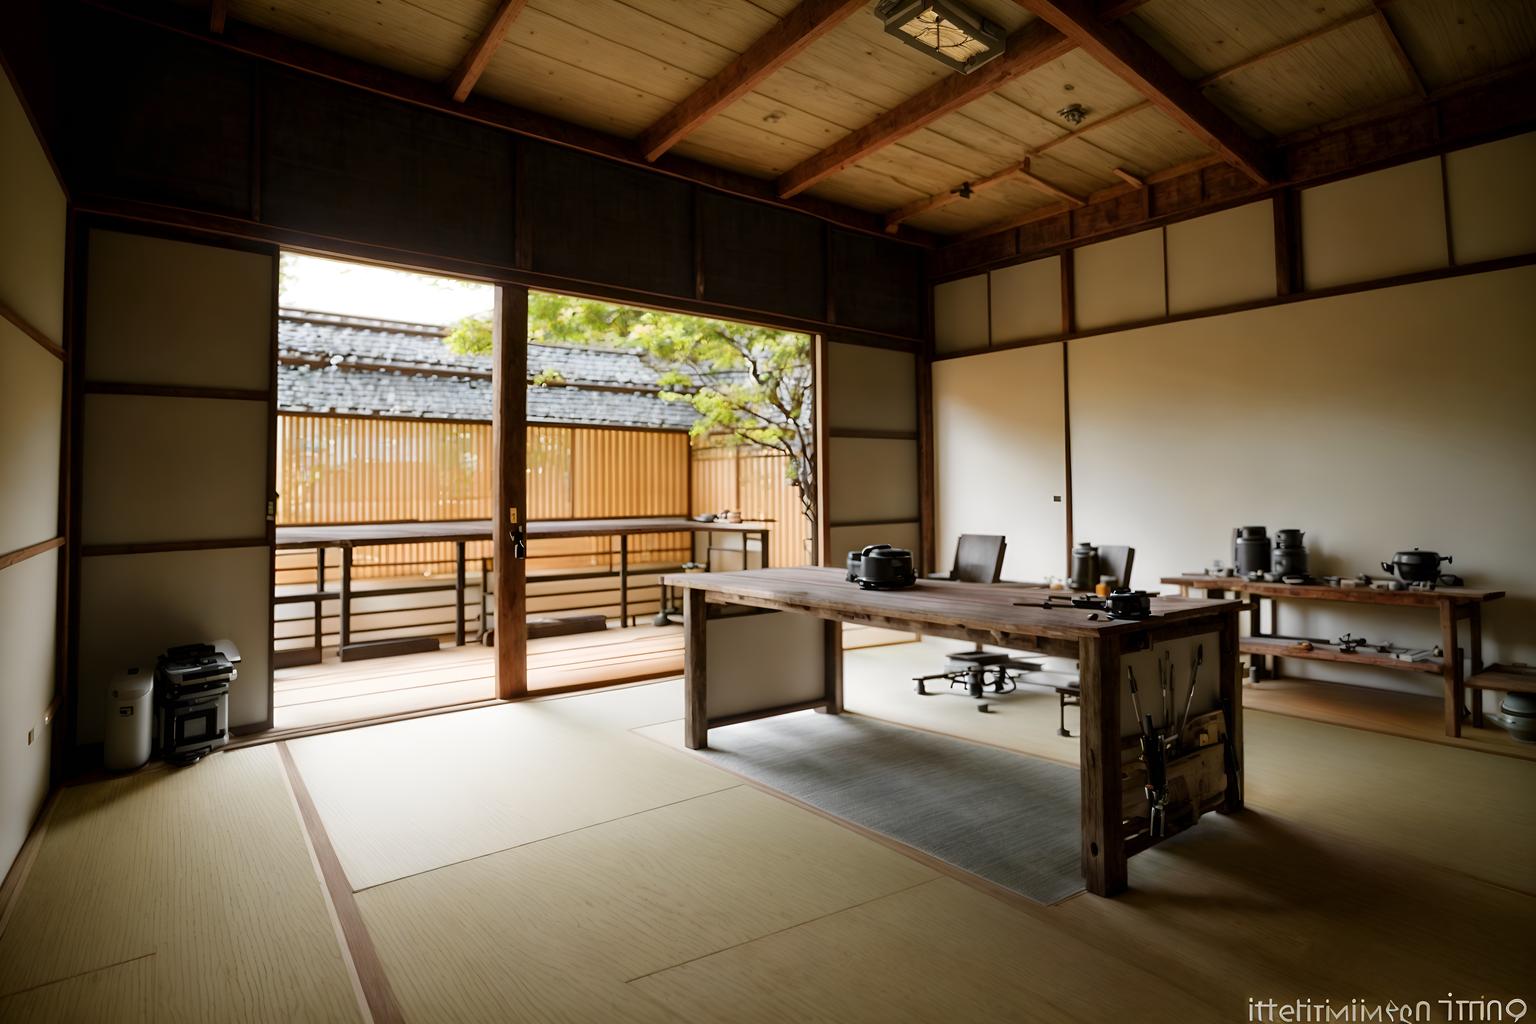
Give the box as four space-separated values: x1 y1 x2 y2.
1058 103 1087 126
875 0 1006 75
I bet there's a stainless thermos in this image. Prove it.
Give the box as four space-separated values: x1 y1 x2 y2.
1070 542 1098 592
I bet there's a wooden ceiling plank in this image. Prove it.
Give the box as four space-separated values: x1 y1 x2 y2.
637 0 866 162
448 0 530 103
1372 5 1427 98
209 0 225 34
1111 166 1142 187
1196 9 1379 88
1033 98 1149 155
1018 159 1086 206
883 161 1026 231
1010 0 1275 183
775 19 1076 198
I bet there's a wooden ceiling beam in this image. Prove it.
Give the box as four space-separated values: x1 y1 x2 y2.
1010 0 1275 183
208 0 225 34
883 161 1027 231
1372 4 1426 98
775 19 1075 199
638 0 865 163
1098 0 1149 19
447 0 529 103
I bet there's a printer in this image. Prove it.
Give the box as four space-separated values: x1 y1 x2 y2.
155 639 239 765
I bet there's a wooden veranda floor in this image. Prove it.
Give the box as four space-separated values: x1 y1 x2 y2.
270 622 914 733
272 624 687 731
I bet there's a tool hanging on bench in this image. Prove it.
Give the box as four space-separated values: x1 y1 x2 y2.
1128 666 1170 838
1179 643 1204 736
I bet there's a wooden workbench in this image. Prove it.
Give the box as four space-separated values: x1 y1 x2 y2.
662 566 1244 897
1162 575 1505 737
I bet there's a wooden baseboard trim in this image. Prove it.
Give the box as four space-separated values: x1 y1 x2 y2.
0 789 60 941
276 741 405 1024
0 536 64 573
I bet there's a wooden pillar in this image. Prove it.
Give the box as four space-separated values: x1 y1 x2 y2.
813 335 833 567
915 352 935 577
1077 633 1125 896
683 588 709 749
494 285 528 700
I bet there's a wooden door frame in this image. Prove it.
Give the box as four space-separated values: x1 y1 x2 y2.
493 285 528 699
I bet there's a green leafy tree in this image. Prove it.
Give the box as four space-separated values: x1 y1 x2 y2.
444 294 817 532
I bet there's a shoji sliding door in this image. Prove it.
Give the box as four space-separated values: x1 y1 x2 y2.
73 226 277 740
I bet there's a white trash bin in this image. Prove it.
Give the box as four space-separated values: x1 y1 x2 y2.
104 666 154 771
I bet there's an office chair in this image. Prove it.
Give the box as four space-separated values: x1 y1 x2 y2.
1055 545 1135 735
926 534 1007 584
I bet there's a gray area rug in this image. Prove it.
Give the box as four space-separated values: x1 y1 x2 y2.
696 713 1084 905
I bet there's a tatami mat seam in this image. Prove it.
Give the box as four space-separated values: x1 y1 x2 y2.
0 953 156 1003
620 876 944 985
349 783 748 895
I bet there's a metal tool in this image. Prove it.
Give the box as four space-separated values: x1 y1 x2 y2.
1179 643 1204 734
1336 632 1368 653
1158 650 1172 729
1128 666 1169 838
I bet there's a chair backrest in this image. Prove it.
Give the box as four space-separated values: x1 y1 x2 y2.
1098 545 1135 589
953 534 1007 584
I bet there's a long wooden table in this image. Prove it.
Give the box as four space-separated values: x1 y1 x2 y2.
662 566 1244 897
1163 574 1505 736
275 517 769 662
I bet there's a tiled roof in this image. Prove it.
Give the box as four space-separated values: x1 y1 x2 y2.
276 309 698 430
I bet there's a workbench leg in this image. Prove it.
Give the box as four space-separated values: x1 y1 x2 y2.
1077 635 1125 897
1440 602 1464 737
817 619 843 715
1219 608 1244 813
455 541 467 646
684 588 709 750
1468 604 1484 728
1247 594 1268 680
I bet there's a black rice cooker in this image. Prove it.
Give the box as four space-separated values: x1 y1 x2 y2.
1380 548 1452 583
1105 588 1152 620
846 544 916 590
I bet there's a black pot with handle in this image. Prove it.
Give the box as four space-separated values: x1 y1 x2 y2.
850 544 916 590
1380 548 1452 583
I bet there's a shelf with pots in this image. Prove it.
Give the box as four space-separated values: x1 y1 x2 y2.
1163 533 1506 740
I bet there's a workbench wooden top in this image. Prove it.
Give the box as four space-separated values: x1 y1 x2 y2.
1163 574 1505 606
665 567 1238 642
276 516 767 548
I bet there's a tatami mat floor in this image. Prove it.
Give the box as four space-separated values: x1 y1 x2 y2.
2 640 1532 1022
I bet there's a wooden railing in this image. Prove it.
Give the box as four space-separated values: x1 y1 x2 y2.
690 445 812 568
